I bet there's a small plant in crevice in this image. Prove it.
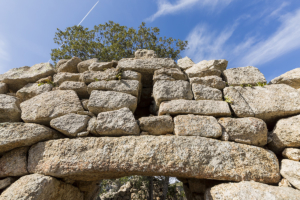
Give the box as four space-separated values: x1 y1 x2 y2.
94 78 99 82
224 95 233 104
116 69 123 81
256 82 267 87
38 80 55 87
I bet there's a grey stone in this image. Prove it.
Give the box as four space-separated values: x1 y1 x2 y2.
56 59 68 69
16 83 53 101
205 181 300 200
223 84 300 124
158 100 231 117
192 84 223 101
0 174 84 200
0 83 8 94
59 81 89 98
0 95 21 123
270 68 300 89
153 80 193 106
218 117 268 147
77 111 95 117
81 99 89 110
0 177 16 190
177 56 194 70
282 148 300 161
88 108 140 136
223 66 267 86
189 76 226 90
57 56 82 73
0 63 55 91
28 136 280 183
185 59 228 78
53 72 80 86
280 159 300 190
50 113 90 137
0 147 28 178
77 58 98 73
20 90 84 125
174 115 222 138
77 131 89 137
0 122 61 154
138 115 173 135
153 68 187 84
89 62 115 71
87 90 137 115
135 49 157 59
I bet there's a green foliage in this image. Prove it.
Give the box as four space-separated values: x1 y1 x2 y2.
94 78 99 82
38 80 55 87
224 95 233 104
51 21 188 63
256 82 267 87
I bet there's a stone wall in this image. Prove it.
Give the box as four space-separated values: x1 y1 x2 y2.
1 49 300 199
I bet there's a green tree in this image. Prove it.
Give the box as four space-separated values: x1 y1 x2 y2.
51 21 188 63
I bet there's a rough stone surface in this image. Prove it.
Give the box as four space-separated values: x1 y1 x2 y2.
0 174 84 200
158 100 231 117
279 178 292 187
87 80 140 97
50 114 90 137
0 83 8 94
138 115 173 135
81 99 89 110
88 108 140 136
270 68 300 89
192 84 223 101
280 159 300 190
20 90 84 125
135 49 157 59
0 177 16 190
282 148 300 161
177 56 194 70
28 136 280 183
174 115 222 138
268 114 300 153
57 56 82 73
153 80 193 106
0 63 55 92
205 181 300 200
16 83 53 101
185 60 228 78
77 58 98 73
59 81 89 98
53 72 80 86
0 95 21 123
89 62 114 71
223 66 267 86
0 147 28 178
189 76 226 90
153 68 187 84
0 122 60 154
56 59 68 69
87 90 137 115
218 117 268 147
223 84 300 124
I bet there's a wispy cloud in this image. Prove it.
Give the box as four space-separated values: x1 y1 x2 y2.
147 0 234 22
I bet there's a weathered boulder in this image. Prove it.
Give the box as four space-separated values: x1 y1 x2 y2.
0 174 84 200
177 56 194 70
56 59 68 69
222 66 266 86
0 177 16 190
174 115 222 138
153 80 193 106
77 58 98 73
218 117 268 146
0 122 61 154
270 68 300 89
0 63 55 91
20 90 84 125
89 62 115 71
0 147 28 178
280 159 300 190
50 114 90 137
282 148 300 161
189 76 226 90
279 178 292 187
204 181 300 200
135 49 157 59
59 81 89 98
268 114 300 153
192 84 223 101
0 83 7 94
153 68 187 84
0 95 21 123
138 115 173 135
28 136 280 183
16 83 53 101
57 57 82 73
185 60 228 78
53 72 80 86
87 80 140 97
158 100 231 117
88 108 140 136
223 84 300 124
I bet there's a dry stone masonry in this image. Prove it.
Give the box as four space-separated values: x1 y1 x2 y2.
1 49 300 199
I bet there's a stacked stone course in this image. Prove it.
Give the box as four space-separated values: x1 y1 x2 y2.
0 49 300 199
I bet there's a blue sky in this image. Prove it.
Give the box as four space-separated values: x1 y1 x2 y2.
1 0 300 81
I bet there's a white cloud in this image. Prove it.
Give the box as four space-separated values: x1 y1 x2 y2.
147 0 233 22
